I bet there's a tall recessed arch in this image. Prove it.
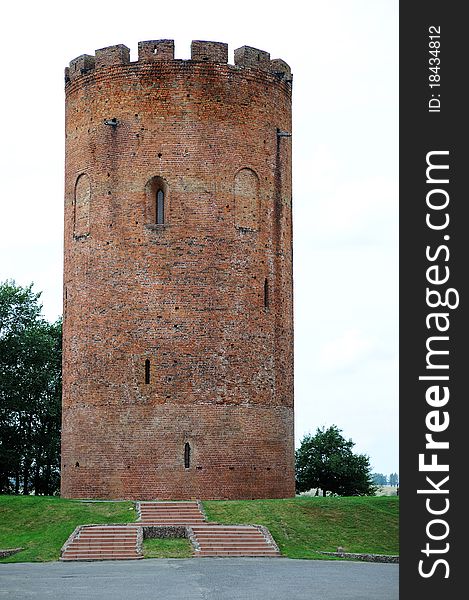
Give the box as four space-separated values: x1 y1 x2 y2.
234 168 260 230
73 173 91 238
264 278 269 309
144 359 151 384
145 176 169 225
184 442 191 469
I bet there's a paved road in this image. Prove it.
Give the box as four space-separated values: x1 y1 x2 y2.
0 558 398 599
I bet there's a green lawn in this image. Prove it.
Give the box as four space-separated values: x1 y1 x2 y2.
0 495 398 563
0 495 135 563
203 496 399 560
143 538 193 558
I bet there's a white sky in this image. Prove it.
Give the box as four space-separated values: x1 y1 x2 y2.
0 1 398 475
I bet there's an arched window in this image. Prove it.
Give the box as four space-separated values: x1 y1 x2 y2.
156 189 164 224
184 442 191 469
145 359 151 384
144 176 168 226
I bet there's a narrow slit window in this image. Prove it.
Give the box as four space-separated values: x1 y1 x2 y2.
184 442 191 469
264 278 269 309
145 359 151 384
156 189 164 224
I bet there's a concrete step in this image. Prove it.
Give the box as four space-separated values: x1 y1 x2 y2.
197 540 272 545
71 539 136 544
78 528 137 539
191 522 278 558
78 531 137 535
192 527 265 540
76 536 136 544
140 509 202 512
195 538 267 544
78 529 137 534
62 554 141 561
83 525 138 527
61 524 140 562
138 515 203 525
140 509 199 512
138 515 204 525
77 536 137 539
140 517 203 520
141 521 204 527
63 550 138 556
140 516 203 519
139 515 204 520
140 508 200 512
70 543 137 549
140 516 203 520
140 510 202 512
80 526 138 530
139 502 199 505
139 517 203 525
196 538 271 544
194 532 263 536
197 548 279 553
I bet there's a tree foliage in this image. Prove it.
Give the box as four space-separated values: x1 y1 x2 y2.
372 473 388 486
0 281 62 495
295 425 377 496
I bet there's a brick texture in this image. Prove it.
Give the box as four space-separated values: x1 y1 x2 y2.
61 40 294 500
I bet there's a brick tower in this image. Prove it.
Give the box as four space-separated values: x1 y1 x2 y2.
61 40 294 500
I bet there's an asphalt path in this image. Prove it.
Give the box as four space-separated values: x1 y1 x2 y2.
0 557 398 599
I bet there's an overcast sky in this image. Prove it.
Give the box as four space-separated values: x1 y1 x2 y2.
0 1 398 475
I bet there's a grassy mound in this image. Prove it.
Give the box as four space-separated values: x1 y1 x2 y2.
203 496 399 559
0 495 135 563
0 495 398 563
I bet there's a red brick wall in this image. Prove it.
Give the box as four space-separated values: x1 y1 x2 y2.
61 41 294 500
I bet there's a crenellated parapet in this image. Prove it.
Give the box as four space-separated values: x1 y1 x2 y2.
138 39 175 62
65 39 292 85
95 44 130 69
191 40 228 63
234 45 271 67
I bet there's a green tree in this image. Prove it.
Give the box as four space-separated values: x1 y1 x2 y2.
372 473 388 486
389 472 399 487
295 425 377 496
0 281 62 495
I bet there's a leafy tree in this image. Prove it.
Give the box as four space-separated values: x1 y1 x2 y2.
389 472 399 487
295 425 377 496
372 473 388 486
0 281 62 495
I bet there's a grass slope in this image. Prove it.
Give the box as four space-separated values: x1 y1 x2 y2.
203 496 399 560
0 495 135 563
0 495 398 563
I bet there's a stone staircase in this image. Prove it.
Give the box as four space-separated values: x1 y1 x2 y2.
191 524 280 557
61 525 141 561
60 500 279 560
138 501 205 525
